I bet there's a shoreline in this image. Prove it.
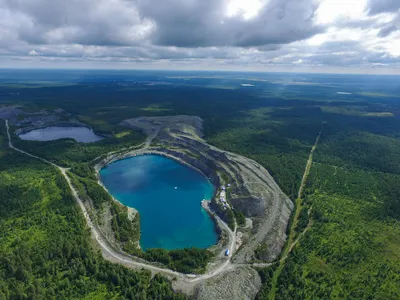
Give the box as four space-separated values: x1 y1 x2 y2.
95 176 142 250
94 148 220 203
201 200 222 236
15 122 109 139
94 150 224 252
96 150 217 187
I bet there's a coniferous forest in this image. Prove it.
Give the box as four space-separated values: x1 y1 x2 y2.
1 70 400 299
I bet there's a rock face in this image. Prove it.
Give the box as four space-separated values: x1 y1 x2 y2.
121 115 294 264
195 266 262 300
230 196 265 217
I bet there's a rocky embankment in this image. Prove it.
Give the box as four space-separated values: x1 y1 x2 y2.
195 266 262 300
120 115 294 263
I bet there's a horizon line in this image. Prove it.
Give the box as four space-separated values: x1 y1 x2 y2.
1 67 400 76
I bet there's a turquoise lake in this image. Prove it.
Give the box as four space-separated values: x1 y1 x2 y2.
99 155 218 250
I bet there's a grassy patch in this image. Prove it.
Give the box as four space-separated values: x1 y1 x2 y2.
114 131 131 138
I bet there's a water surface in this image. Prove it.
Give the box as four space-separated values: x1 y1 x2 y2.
100 155 217 250
19 126 103 143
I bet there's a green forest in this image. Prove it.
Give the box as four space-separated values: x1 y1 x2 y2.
256 120 400 299
271 163 400 299
1 74 400 299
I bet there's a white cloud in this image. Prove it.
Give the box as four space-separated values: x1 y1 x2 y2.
28 49 40 56
0 0 399 72
226 0 264 19
315 0 368 25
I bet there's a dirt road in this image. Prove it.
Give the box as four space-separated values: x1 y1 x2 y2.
4 119 237 284
268 129 321 300
197 201 237 282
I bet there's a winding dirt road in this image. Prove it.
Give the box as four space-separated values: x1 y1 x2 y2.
4 119 237 283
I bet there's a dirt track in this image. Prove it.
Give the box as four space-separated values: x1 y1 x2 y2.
4 119 238 286
268 129 321 299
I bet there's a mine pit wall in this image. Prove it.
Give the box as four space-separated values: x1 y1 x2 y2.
165 135 259 210
95 138 293 262
230 196 265 217
119 116 294 264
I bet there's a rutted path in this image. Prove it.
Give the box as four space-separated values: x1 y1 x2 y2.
268 128 322 300
4 119 237 285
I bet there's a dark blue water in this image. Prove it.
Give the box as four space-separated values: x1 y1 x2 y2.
18 126 103 143
99 155 217 250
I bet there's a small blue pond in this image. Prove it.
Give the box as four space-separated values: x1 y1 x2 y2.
99 155 218 250
18 126 103 143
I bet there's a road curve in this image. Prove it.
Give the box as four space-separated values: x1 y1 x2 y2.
4 119 236 283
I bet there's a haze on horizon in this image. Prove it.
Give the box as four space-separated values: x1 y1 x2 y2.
1 0 400 74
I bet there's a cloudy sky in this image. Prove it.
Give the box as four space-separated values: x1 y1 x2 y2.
1 0 399 73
